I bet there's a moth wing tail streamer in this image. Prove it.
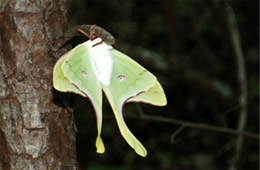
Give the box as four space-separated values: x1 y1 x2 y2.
103 49 159 157
60 41 105 153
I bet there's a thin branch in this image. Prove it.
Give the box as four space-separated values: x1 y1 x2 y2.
224 3 248 170
123 113 259 140
170 125 186 144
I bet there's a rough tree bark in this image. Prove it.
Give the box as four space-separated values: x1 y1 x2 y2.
0 0 77 169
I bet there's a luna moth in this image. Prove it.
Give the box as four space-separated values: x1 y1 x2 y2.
53 28 167 157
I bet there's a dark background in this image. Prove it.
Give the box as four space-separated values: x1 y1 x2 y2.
65 0 259 169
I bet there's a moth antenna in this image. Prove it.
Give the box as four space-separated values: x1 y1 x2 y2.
89 24 96 32
89 24 97 40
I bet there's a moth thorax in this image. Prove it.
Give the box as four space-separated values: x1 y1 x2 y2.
88 40 113 86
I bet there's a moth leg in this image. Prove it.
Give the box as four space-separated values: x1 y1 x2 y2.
95 29 103 37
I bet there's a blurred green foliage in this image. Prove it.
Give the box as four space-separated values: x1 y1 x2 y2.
212 79 233 97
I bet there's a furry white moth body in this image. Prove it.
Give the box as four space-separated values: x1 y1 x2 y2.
87 38 113 86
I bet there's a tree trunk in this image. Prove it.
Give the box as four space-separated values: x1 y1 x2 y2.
0 0 77 169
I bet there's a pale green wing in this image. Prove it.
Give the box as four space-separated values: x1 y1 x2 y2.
53 51 86 97
127 81 167 106
61 41 105 153
102 49 158 157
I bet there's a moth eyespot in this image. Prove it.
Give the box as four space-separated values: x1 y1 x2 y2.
117 75 125 82
81 71 88 79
